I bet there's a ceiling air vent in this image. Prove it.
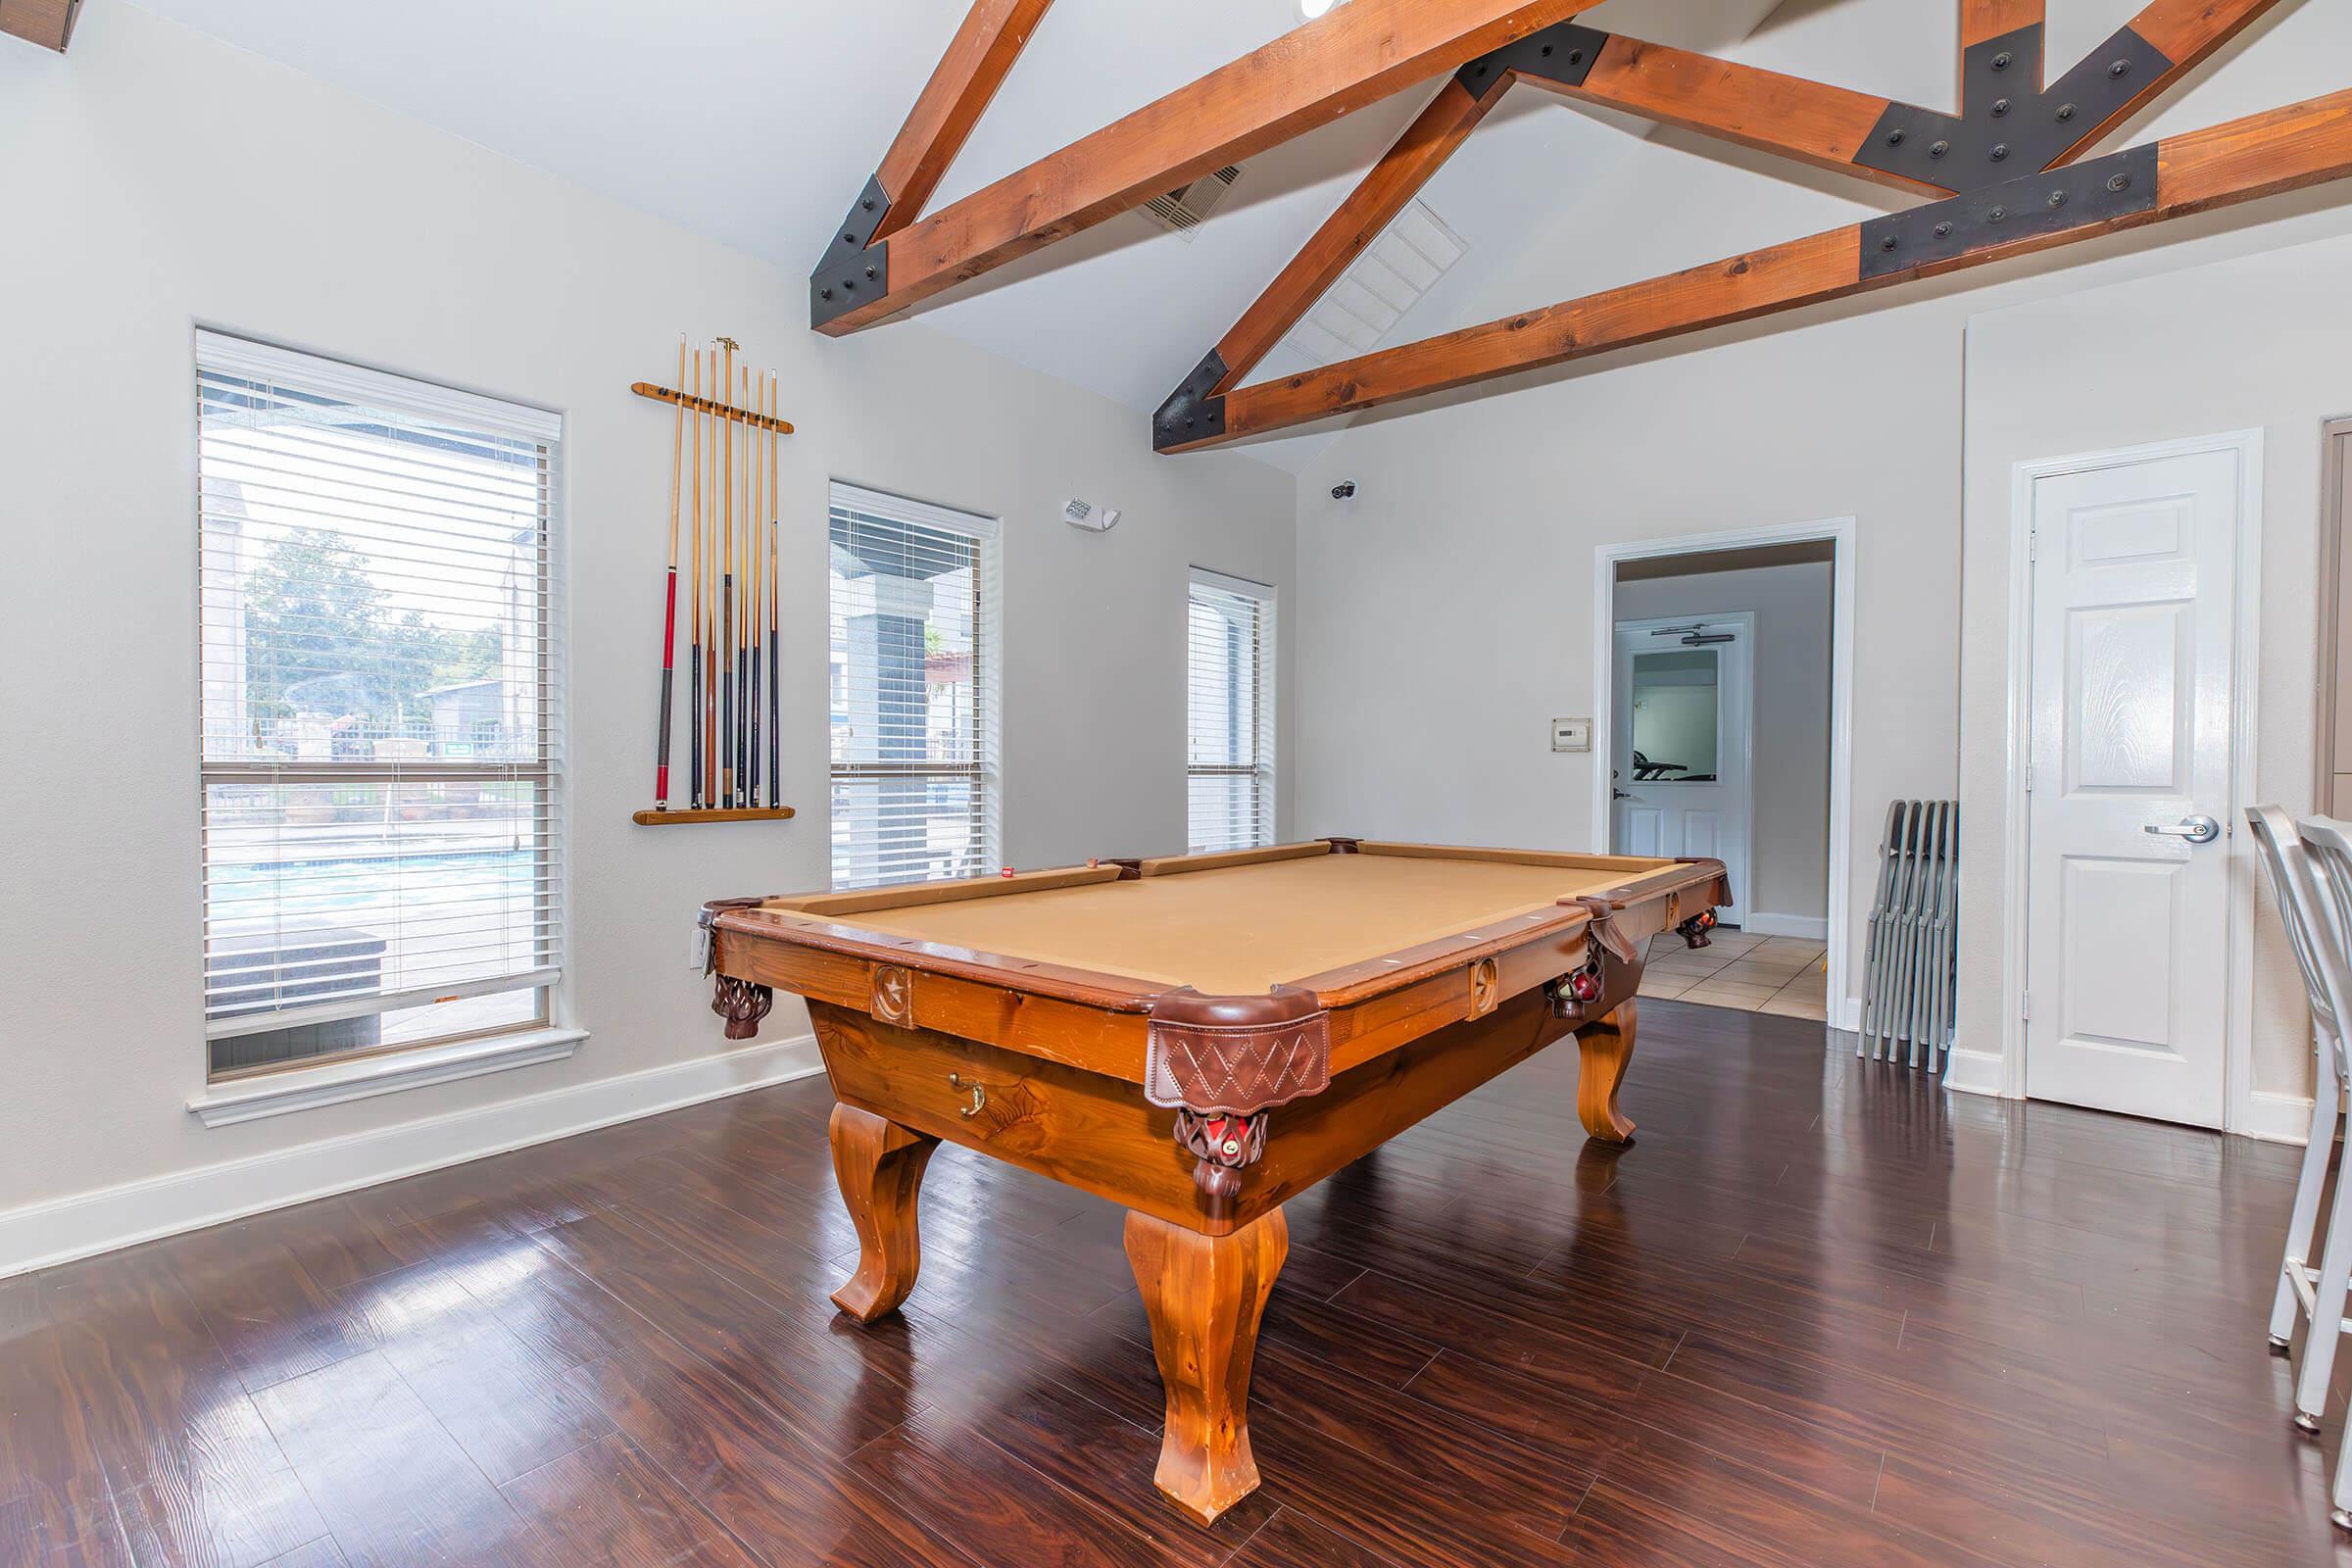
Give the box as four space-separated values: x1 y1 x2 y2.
1142 166 1242 239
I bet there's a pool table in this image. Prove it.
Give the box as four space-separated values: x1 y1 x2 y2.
698 837 1728 1523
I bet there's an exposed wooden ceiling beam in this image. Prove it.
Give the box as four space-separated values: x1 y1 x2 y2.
1523 33 1949 195
2051 0 2287 164
1206 74 1510 396
0 0 80 52
870 0 1057 244
1157 86 2352 450
1961 0 2045 51
810 0 1606 334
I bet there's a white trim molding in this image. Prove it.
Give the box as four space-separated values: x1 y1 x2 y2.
1593 517 1857 1037
3 1033 821 1279
1944 1046 2005 1099
189 1028 589 1128
1997 429 2264 1133
2244 1090 2321 1146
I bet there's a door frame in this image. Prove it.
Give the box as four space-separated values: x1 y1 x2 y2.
1592 516 1856 1025
1997 429 2264 1131
2315 416 2352 811
1609 612 1756 926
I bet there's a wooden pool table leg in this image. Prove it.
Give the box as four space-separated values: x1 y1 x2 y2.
1124 1205 1288 1525
827 1102 940 1322
1575 998 1639 1144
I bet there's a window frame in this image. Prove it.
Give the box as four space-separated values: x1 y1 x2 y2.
826 481 1002 891
194 331 565 1081
1186 566 1278 854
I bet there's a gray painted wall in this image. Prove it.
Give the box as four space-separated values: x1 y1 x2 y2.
0 5 1296 1220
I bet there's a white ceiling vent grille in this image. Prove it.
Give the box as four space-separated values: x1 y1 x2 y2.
1281 198 1467 363
1142 166 1243 238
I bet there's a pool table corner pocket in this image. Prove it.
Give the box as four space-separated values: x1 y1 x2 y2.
1145 986 1331 1223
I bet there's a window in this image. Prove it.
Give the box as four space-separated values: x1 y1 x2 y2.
197 333 563 1079
828 483 1000 889
1187 568 1276 853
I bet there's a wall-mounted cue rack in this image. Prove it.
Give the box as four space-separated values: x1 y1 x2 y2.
631 337 799 827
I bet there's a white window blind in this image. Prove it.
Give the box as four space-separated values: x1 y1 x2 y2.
828 482 1001 890
1188 567 1275 854
196 332 564 1077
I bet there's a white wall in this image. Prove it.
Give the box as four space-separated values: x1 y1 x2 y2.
1959 228 2352 1116
1283 0 2352 1049
1616 563 1833 928
0 5 1295 1263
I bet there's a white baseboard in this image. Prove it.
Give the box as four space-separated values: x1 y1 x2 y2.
1741 911 1829 942
0 1033 822 1280
1943 1047 2005 1098
2242 1089 2319 1146
1835 995 1862 1033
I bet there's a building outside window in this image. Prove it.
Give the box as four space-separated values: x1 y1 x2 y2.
196 333 563 1078
1187 567 1276 853
827 482 1000 889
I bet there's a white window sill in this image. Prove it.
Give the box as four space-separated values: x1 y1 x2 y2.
187 1028 587 1129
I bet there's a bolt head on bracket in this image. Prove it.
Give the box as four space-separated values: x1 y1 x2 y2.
1153 349 1229 453
809 172 892 330
1857 141 2157 279
1454 20 1610 96
1853 24 2173 190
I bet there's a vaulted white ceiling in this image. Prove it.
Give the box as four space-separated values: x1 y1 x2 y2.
126 0 2338 465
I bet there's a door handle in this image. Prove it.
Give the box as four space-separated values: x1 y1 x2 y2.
2143 814 2221 845
1612 788 1634 801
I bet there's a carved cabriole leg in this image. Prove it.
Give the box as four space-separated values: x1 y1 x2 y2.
1124 1206 1288 1525
827 1102 939 1322
1575 998 1638 1144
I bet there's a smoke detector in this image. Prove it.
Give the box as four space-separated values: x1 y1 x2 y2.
1141 167 1242 240
1061 499 1120 532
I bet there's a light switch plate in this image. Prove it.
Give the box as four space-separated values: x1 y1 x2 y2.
1551 717 1592 753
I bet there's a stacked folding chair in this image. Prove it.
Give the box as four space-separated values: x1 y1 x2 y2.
2250 808 2352 1534
1857 800 1958 1069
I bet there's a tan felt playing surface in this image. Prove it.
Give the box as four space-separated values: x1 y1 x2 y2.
829 853 1636 995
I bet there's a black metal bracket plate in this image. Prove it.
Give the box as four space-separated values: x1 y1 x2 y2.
1858 141 2157 279
1153 350 1228 453
1456 22 1609 98
810 173 892 329
1853 24 2172 189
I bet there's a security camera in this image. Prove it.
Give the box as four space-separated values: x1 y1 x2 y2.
1331 480 1357 500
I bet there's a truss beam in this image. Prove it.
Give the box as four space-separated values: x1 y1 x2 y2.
0 0 80 52
1156 86 2352 450
810 0 1605 334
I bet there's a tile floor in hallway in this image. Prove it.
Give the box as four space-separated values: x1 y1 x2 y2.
1640 926 1829 1018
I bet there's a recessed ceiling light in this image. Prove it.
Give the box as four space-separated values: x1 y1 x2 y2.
1300 0 1345 18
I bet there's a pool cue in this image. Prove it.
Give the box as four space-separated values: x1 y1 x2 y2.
655 337 685 810
719 340 737 807
746 364 762 810
766 368 785 808
704 347 719 808
686 345 705 809
765 370 781 808
739 364 755 807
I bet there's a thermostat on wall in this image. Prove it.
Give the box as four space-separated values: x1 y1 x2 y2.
1551 717 1592 753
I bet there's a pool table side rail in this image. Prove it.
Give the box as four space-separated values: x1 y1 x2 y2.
701 846 1729 1087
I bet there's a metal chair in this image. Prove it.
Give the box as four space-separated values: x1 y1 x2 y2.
2263 814 2352 1463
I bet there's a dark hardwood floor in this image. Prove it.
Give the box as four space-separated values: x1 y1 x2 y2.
3 1000 2342 1566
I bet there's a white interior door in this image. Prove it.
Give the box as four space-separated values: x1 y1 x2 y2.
2023 444 2242 1126
1611 618 1750 925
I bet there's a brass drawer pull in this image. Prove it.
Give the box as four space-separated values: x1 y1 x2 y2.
949 1072 986 1117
